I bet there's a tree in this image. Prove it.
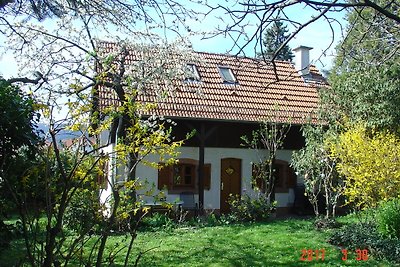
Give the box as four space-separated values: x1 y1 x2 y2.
0 0 82 19
329 124 400 210
322 64 400 131
0 1 202 266
0 79 41 219
321 2 400 131
291 124 344 219
258 18 294 61
0 79 41 249
0 0 198 202
241 119 290 203
204 1 399 65
0 79 40 168
291 1 399 220
334 1 399 71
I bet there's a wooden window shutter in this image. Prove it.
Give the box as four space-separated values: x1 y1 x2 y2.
275 164 285 188
158 163 173 190
203 164 211 190
98 158 109 190
286 165 297 188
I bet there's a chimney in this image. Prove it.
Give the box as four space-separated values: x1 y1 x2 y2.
293 46 313 76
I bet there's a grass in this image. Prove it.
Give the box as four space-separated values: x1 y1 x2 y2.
129 219 393 267
1 217 396 266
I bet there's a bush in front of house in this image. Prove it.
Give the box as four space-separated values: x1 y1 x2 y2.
328 220 400 264
328 221 376 250
228 193 276 222
140 212 175 231
313 216 341 230
376 198 400 239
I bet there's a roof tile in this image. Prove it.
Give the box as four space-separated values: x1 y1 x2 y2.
98 45 326 124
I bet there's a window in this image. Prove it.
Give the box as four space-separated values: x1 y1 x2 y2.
251 160 297 193
158 159 211 193
274 165 283 188
173 163 196 187
185 63 201 82
218 66 237 83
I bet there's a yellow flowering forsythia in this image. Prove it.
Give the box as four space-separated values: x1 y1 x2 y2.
329 124 400 209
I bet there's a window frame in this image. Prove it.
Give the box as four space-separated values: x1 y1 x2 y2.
173 163 196 188
185 63 201 82
157 158 211 193
252 160 294 194
218 66 237 84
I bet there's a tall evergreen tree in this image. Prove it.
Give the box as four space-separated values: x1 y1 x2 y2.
258 19 294 61
322 1 400 131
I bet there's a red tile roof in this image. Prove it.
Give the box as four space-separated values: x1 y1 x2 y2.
98 44 325 124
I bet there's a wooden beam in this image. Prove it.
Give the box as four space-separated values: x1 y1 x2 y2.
198 122 205 215
184 121 218 215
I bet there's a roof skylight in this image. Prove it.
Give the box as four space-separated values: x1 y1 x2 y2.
185 63 201 82
218 66 237 84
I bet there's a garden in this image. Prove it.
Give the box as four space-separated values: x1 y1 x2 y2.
1 210 400 266
1 0 400 266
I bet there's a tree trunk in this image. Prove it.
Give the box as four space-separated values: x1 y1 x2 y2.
324 180 330 219
43 190 68 267
269 156 276 203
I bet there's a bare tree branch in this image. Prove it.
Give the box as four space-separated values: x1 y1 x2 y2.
7 75 42 84
302 0 400 23
204 0 399 72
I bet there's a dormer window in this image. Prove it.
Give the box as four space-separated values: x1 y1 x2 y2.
218 66 237 84
185 63 201 82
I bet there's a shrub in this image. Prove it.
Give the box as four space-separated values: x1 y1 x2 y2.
228 193 275 222
140 212 174 230
177 213 230 227
313 216 341 230
329 221 400 263
329 125 400 209
377 198 400 239
0 199 14 249
328 221 376 250
64 189 102 233
0 220 13 249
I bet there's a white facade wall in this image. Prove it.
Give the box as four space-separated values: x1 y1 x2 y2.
99 143 115 209
135 146 296 209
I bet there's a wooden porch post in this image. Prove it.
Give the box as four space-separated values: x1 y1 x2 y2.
198 123 205 215
185 121 216 216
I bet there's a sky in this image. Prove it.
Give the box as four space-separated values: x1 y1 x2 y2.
0 41 17 79
186 2 346 72
0 2 347 79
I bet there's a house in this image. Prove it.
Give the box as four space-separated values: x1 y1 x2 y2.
96 43 325 215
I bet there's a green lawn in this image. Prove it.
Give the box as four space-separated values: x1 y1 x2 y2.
129 219 393 267
1 218 396 266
